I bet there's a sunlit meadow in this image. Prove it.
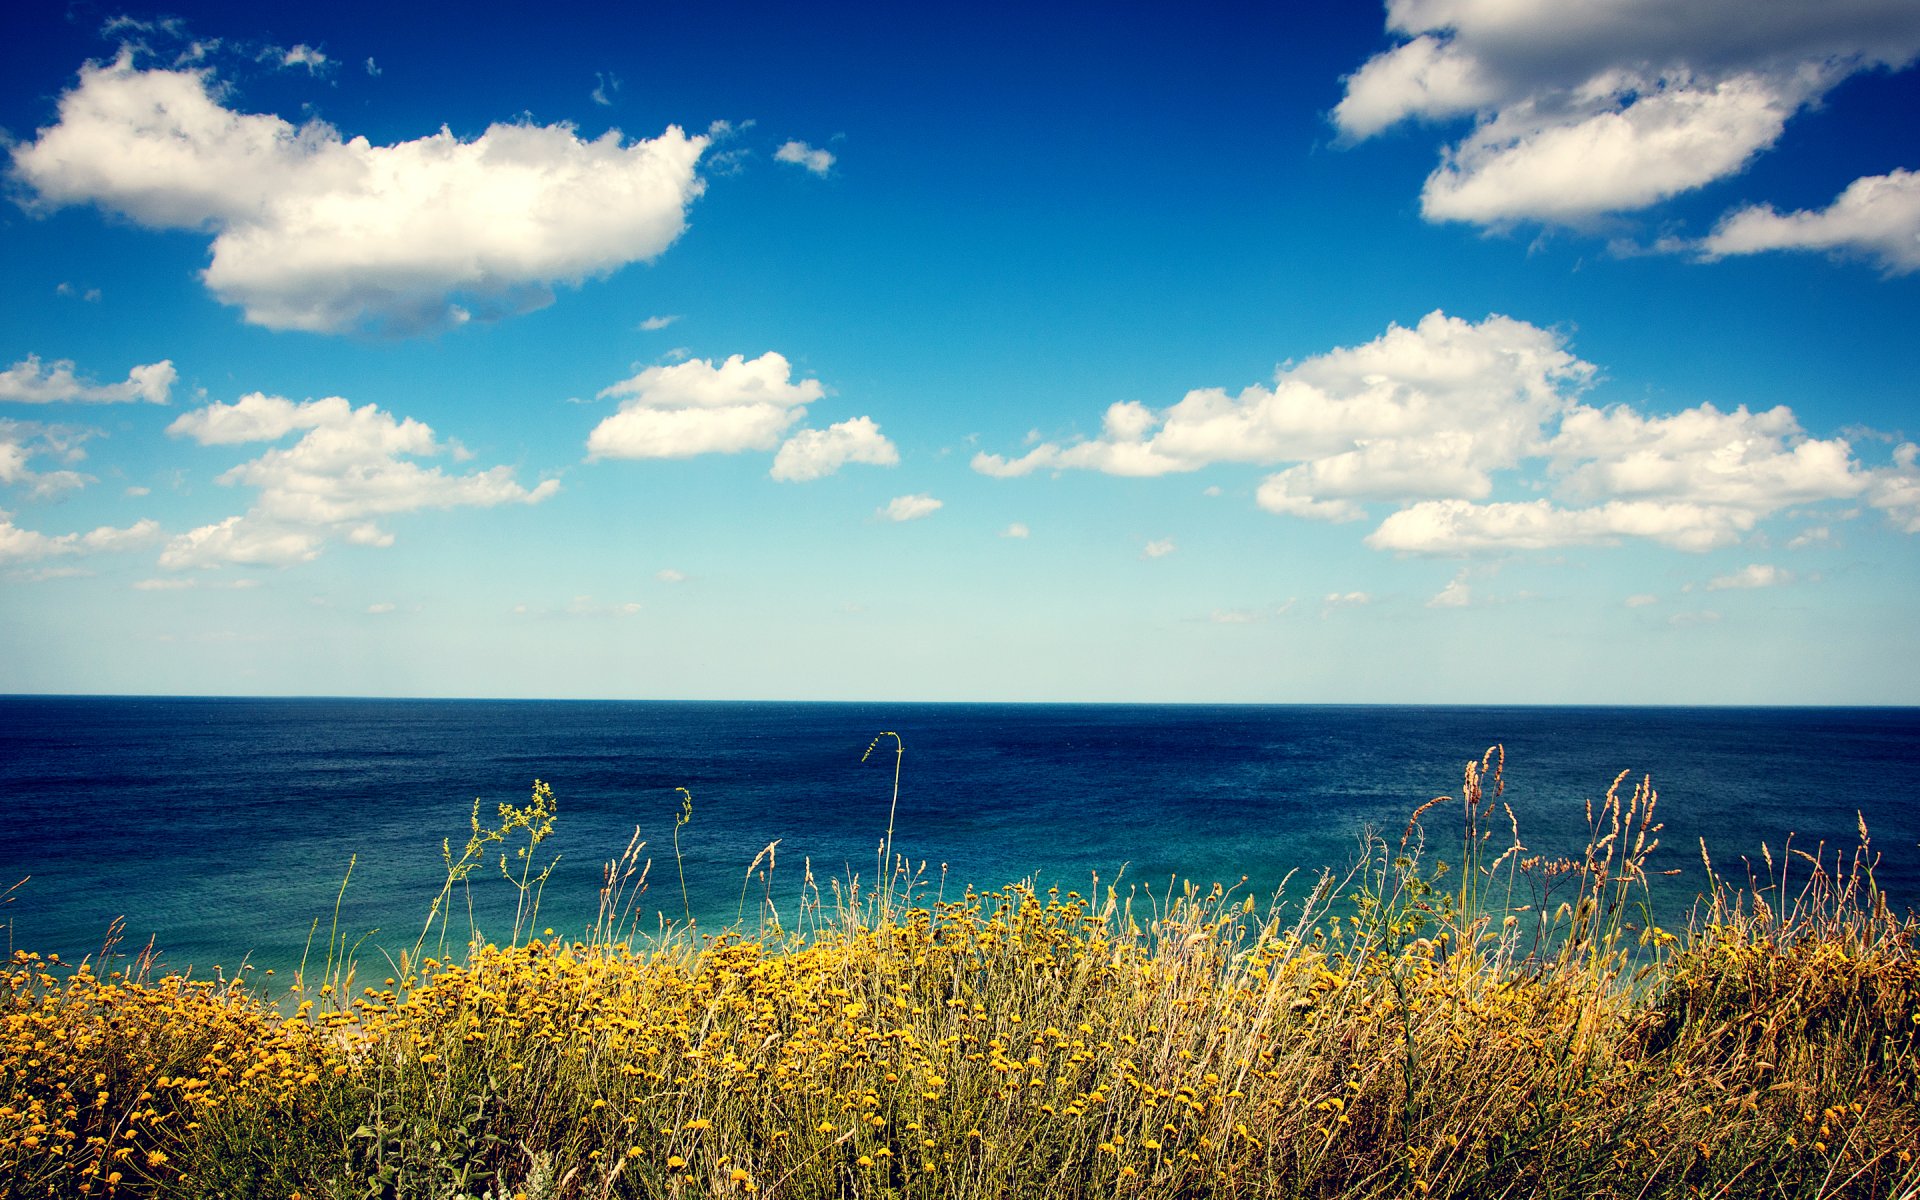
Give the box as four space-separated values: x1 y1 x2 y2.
4 744 1916 1199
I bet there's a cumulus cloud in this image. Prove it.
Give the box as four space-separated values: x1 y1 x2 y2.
0 419 107 501
161 393 557 568
1866 443 1920 531
1702 169 1920 274
1427 571 1472 607
1323 591 1371 611
638 314 680 331
1625 593 1659 607
976 310 1896 555
11 51 707 334
1706 562 1793 590
770 416 899 482
1000 521 1031 539
586 352 825 461
774 140 834 176
1336 0 1920 227
0 355 175 404
879 493 941 522
1 507 160 565
975 312 1591 498
656 568 685 584
1142 538 1177 558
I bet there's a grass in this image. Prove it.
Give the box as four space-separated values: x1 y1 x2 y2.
3 746 1917 1199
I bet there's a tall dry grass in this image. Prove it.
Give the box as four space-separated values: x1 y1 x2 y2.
3 748 1916 1198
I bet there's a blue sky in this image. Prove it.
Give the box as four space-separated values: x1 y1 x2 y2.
3 0 1918 702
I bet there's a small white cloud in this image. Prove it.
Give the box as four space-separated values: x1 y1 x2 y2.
1323 591 1371 610
1000 521 1030 539
591 71 620 107
1705 563 1793 590
1142 537 1177 559
0 509 161 565
771 416 899 482
55 282 102 302
125 485 151 497
656 568 685 584
367 602 396 614
1202 485 1222 497
1670 609 1723 627
774 139 835 176
364 57 380 76
1787 525 1830 549
134 577 197 590
638 314 680 331
1427 571 1471 608
279 44 328 73
586 352 823 461
1209 609 1262 625
0 355 175 404
1703 169 1920 275
1625 593 1659 608
879 493 942 522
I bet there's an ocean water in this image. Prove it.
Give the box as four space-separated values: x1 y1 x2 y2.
3 698 1918 976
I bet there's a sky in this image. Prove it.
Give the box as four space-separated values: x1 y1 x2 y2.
2 0 1918 704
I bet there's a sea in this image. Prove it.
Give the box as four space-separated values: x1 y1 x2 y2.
3 698 1918 978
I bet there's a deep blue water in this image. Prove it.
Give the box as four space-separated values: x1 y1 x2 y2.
3 698 1918 975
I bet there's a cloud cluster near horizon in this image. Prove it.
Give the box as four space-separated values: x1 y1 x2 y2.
1337 0 1920 270
975 311 1920 554
8 50 708 334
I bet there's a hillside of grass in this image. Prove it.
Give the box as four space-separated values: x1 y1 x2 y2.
4 747 1916 1199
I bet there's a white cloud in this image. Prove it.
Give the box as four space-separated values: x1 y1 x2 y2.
1000 521 1031 539
1209 609 1262 624
0 508 160 565
1786 525 1830 548
1 419 99 500
1337 0 1920 226
1427 570 1472 607
278 44 328 73
0 355 175 404
975 313 1592 502
161 393 557 569
1670 609 1723 626
879 493 942 522
1142 537 1177 558
639 314 680 331
770 416 899 482
1706 562 1793 590
656 568 686 584
55 282 102 302
1367 497 1758 553
977 310 1907 556
11 52 708 334
1323 591 1371 610
125 485 151 497
586 352 823 460
774 140 834 176
366 601 395 614
1625 593 1659 607
591 71 620 107
1867 443 1920 531
1702 169 1920 274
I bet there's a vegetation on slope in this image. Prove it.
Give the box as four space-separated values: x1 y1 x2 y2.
3 747 1916 1198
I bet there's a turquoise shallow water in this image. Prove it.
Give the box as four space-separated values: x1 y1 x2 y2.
3 698 1918 975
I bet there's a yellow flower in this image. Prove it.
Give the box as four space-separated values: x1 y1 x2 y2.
668 1155 687 1169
